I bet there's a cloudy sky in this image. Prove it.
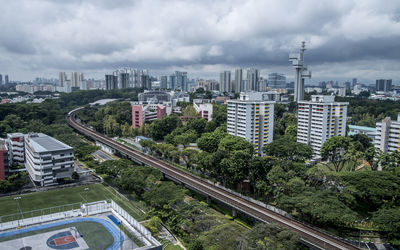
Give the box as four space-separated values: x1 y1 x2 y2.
1 0 400 84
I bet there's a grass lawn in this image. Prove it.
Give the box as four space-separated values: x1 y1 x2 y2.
0 221 114 249
0 184 145 221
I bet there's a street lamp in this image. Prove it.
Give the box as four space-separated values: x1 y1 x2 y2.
357 217 369 248
14 197 22 229
84 188 89 217
84 188 89 203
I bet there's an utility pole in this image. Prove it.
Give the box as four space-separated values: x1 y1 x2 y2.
14 197 22 229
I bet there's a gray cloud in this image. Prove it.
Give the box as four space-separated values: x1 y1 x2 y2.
0 0 399 83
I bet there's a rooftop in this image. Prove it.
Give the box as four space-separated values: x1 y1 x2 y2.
26 133 72 153
348 125 376 132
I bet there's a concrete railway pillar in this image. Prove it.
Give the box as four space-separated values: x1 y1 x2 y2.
232 208 237 218
206 196 211 204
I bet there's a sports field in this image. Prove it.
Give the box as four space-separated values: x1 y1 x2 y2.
0 184 145 221
0 218 119 249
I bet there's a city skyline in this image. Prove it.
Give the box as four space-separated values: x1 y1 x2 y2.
0 0 400 83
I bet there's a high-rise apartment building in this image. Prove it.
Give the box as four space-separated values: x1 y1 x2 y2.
246 68 259 91
4 75 9 84
175 71 188 91
352 78 357 88
289 42 311 102
375 113 400 153
24 133 75 186
297 95 348 155
375 79 392 92
59 72 67 87
160 76 168 89
220 71 231 93
119 72 130 89
105 74 118 90
227 93 275 154
0 74 2 84
234 69 243 93
268 73 286 89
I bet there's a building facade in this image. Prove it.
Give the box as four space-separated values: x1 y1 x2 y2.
268 73 286 89
193 99 213 121
0 140 9 180
246 68 259 91
348 125 376 143
375 79 392 92
227 94 275 155
220 71 231 93
375 113 400 153
24 133 75 186
297 95 348 156
234 68 243 93
6 133 25 166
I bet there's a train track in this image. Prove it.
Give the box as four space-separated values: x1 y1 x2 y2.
67 107 359 250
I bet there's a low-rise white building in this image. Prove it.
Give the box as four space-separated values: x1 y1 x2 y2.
193 99 213 121
24 133 75 186
297 95 349 156
6 133 25 165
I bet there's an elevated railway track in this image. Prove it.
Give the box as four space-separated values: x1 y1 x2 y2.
67 107 359 250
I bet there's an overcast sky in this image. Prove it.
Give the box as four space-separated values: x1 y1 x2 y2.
1 0 400 84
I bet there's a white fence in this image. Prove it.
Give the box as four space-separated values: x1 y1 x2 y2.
0 207 81 231
110 200 161 249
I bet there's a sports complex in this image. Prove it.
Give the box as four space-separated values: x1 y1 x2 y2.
0 185 162 250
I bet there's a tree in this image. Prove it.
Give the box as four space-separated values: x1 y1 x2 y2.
237 223 299 250
278 189 358 226
218 134 254 155
196 128 227 153
180 148 199 169
188 239 204 250
149 114 182 140
182 105 199 117
320 136 352 172
72 171 80 180
143 182 186 207
263 136 312 162
174 130 197 148
372 207 400 242
220 150 251 187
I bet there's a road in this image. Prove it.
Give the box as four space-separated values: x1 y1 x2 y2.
67 107 359 250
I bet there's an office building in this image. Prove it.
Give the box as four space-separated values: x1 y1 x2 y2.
5 75 9 84
24 133 75 186
193 99 213 121
268 73 287 89
289 42 311 102
227 93 275 154
220 71 231 93
234 68 243 93
297 95 348 155
105 75 118 90
6 133 25 165
376 79 392 92
375 113 400 153
246 68 259 91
